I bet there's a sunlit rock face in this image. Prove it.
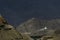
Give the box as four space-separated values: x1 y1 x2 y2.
0 15 14 30
0 15 24 40
4 24 14 30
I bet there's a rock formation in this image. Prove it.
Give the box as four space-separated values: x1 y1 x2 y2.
0 15 24 40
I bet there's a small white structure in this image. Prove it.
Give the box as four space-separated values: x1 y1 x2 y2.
44 27 47 30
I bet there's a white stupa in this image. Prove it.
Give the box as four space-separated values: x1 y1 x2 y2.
44 27 47 30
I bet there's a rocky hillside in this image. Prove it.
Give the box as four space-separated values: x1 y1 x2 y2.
16 18 45 33
0 29 23 40
16 18 60 36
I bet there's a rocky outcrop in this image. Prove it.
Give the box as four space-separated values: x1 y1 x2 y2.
0 15 24 40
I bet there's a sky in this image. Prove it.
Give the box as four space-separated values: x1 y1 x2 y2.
0 0 60 26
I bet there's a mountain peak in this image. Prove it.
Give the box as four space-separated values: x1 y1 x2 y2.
31 18 36 20
17 18 43 33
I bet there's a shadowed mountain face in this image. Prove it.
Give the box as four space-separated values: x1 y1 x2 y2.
16 18 45 33
46 19 60 29
16 18 60 36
